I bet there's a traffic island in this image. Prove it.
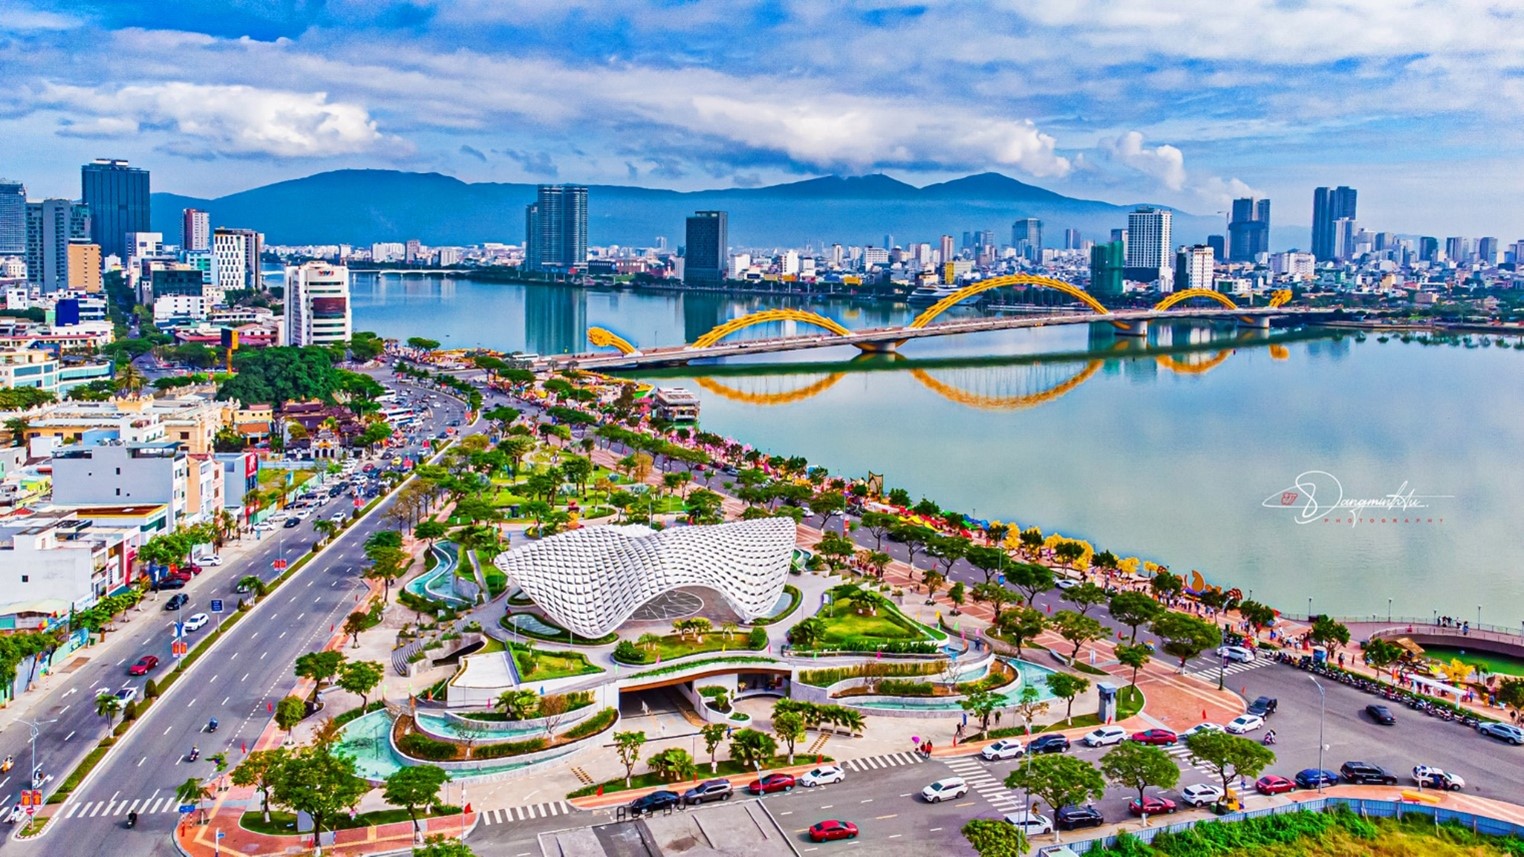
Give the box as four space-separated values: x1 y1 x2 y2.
174 803 480 857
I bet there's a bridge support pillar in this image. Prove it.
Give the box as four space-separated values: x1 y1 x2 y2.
852 340 903 354
1112 319 1149 337
1237 316 1272 330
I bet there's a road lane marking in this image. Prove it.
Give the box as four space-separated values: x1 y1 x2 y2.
820 805 832 809
241 673 249 681
63 730 75 741
222 696 230 705
859 798 872 803
278 631 287 639
60 704 70 715
954 801 976 808
929 827 942 832
260 652 267 659
164 726 173 735
779 811 793 816
888 834 902 839
873 814 897 820
62 687 77 698
138 757 146 767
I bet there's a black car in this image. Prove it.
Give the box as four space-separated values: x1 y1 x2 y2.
1055 805 1104 830
283 517 302 528
164 593 189 611
1365 704 1396 725
627 790 681 815
1339 761 1398 785
155 577 186 591
1027 734 1071 754
1247 696 1279 717
682 779 734 805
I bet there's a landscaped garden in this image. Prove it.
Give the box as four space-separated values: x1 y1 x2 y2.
509 642 603 681
612 621 770 665
785 584 943 653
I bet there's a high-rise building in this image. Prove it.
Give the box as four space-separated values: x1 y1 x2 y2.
524 185 587 271
66 241 102 292
1510 241 1524 266
1445 237 1471 265
80 158 150 263
1311 186 1356 261
1011 218 1042 262
1478 237 1499 265
1228 197 1271 262
1089 240 1125 298
25 199 91 292
1419 236 1439 263
683 211 727 286
211 228 248 302
938 235 954 265
405 239 422 264
1173 244 1215 292
1332 218 1356 261
0 180 25 256
1206 234 1226 260
283 262 352 346
181 209 209 251
1110 228 1128 259
1064 228 1082 251
1124 207 1172 289
884 234 894 250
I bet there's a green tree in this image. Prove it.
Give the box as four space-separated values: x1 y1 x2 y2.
947 581 966 614
496 689 540 721
614 730 647 787
815 531 856 571
960 688 1003 735
787 616 826 648
1237 600 1277 635
1361 638 1403 671
1108 591 1163 641
1115 643 1153 687
1006 562 1055 605
1185 730 1276 805
728 728 777 769
1100 741 1180 816
1149 570 1184 600
858 511 898 550
175 776 210 818
1309 615 1352 652
231 747 289 823
269 745 368 851
1063 581 1109 617
961 818 1026 857
413 835 478 856
1498 677 1524 723
95 691 121 731
1003 754 1106 843
700 723 728 773
407 337 441 351
274 695 306 741
972 582 1020 623
773 711 805 764
647 747 697 783
294 650 346 704
383 764 450 837
1044 671 1090 724
1050 610 1107 664
995 606 1045 657
337 660 384 707
1151 612 1221 670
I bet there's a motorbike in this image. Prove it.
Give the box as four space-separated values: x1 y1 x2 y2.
1261 732 1277 746
0 756 11 773
126 811 138 829
206 718 219 734
188 747 200 763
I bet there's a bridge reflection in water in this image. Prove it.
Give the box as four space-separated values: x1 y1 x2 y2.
662 331 1296 412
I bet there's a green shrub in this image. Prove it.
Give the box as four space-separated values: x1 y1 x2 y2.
746 627 768 649
613 640 649 664
398 731 457 761
874 679 935 696
472 737 547 759
561 708 617 741
798 661 943 687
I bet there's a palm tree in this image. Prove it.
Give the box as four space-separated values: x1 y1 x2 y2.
236 575 266 597
720 621 739 642
114 363 146 396
313 519 339 543
95 691 121 731
175 776 210 822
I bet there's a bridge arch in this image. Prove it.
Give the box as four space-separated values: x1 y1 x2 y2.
690 309 853 349
692 373 847 406
908 275 1110 329
587 326 639 355
1150 289 1241 313
1154 350 1233 375
908 361 1103 410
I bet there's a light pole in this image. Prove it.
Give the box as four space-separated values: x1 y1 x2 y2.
1388 599 1392 623
1308 677 1325 793
19 718 57 795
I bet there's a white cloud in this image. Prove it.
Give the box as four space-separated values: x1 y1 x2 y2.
35 81 406 159
1103 131 1186 191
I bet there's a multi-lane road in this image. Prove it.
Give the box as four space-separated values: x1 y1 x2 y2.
1 373 472 856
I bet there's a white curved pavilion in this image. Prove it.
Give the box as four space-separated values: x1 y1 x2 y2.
495 518 796 638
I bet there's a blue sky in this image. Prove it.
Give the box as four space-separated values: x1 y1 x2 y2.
4 0 1523 236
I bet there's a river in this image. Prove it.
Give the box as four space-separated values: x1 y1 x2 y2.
351 274 1524 621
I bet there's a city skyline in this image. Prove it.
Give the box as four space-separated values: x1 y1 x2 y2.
5 1 1524 237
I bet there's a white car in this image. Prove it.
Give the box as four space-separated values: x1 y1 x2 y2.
253 521 276 532
1054 578 1081 590
1216 646 1254 663
1003 811 1054 835
198 554 222 567
1083 725 1128 747
1225 714 1265 734
1412 765 1465 791
331 512 348 522
1180 722 1224 740
799 765 845 787
182 613 210 632
293 509 313 520
981 738 1026 761
114 687 138 706
921 777 968 803
1180 783 1225 807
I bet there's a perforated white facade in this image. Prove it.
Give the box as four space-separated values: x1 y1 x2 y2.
495 518 796 638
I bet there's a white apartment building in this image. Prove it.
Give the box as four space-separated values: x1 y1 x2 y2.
283 262 352 346
211 228 248 304
1271 251 1317 281
0 513 138 621
1127 207 1174 289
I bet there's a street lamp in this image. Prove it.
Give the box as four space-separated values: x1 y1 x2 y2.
1388 599 1392 623
19 718 57 796
1308 677 1325 793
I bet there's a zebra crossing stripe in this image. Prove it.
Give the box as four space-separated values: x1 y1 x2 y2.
62 803 80 819
87 802 104 818
125 800 141 815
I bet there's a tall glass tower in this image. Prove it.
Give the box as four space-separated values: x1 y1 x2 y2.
81 158 150 263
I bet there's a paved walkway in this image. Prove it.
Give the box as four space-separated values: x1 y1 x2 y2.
174 806 480 857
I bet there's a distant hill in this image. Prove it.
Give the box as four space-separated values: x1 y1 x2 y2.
151 169 1232 249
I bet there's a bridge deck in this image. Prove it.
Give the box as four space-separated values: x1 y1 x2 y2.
562 307 1333 370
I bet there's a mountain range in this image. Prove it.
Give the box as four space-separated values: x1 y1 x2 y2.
152 170 1264 251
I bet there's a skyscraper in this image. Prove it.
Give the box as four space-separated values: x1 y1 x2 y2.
1064 228 1082 251
283 262 352 346
1206 235 1226 260
1124 207 1173 289
1228 197 1271 262
1089 240 1125 299
1173 245 1215 292
939 235 954 265
80 158 150 263
684 211 727 286
524 185 588 272
1011 218 1042 262
25 199 91 292
1311 186 1357 261
1419 237 1439 263
1478 237 1499 265
0 180 25 256
182 208 210 251
1445 237 1471 265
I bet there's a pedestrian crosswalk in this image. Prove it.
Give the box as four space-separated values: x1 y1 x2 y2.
1187 659 1267 680
60 795 188 820
1163 743 1218 776
942 756 1026 814
841 751 924 773
480 801 572 825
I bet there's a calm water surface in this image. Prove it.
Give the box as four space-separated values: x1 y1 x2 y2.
353 275 1524 620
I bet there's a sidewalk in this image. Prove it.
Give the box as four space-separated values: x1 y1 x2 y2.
175 803 479 857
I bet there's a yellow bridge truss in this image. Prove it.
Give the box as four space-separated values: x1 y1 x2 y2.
587 326 638 355
690 309 853 349
908 274 1111 328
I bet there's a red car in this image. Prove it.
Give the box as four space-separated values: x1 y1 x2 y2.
1255 775 1296 795
1128 795 1178 816
128 655 159 676
808 819 858 842
747 773 796 795
1131 729 1178 746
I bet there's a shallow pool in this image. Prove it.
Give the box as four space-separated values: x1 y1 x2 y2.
503 612 563 636
849 658 1059 711
337 710 581 781
415 711 542 742
404 543 473 607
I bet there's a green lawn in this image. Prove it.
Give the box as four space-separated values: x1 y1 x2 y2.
510 642 603 681
616 632 763 664
814 598 924 646
1423 645 1524 677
